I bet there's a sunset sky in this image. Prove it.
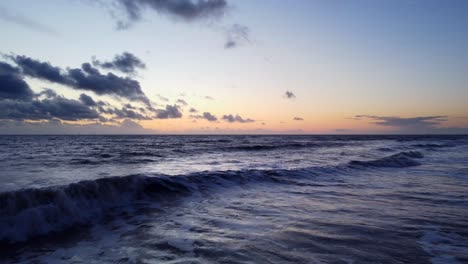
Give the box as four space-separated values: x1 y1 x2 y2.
1 0 467 134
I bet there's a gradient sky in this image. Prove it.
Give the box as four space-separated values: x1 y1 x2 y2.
1 0 467 134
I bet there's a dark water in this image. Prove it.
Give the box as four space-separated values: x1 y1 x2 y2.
1 135 467 263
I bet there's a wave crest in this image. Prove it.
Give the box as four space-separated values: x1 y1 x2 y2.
0 175 190 243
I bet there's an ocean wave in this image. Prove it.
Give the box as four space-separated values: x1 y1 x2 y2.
348 151 424 168
411 143 455 149
70 159 101 165
0 151 426 244
228 142 347 152
0 175 191 243
0 165 353 244
119 151 165 157
377 147 394 152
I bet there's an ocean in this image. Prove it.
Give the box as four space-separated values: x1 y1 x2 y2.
0 135 467 263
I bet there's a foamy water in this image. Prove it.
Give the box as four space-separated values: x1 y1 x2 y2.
1 135 467 263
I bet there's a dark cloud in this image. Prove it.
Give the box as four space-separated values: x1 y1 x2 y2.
68 63 150 104
0 62 103 122
189 107 198 113
92 52 146 74
9 55 150 105
191 112 218 121
204 95 214 100
222 114 254 123
284 91 295 99
124 103 136 109
85 1 241 48
79 93 98 106
0 61 34 101
0 6 60 37
0 60 150 122
155 104 183 119
293 117 304 121
355 115 447 129
202 112 217 121
112 0 227 28
0 55 195 128
113 107 150 120
0 96 101 121
224 24 249 49
98 116 109 123
9 55 68 84
98 106 112 115
352 115 468 134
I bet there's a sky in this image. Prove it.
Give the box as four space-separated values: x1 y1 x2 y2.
0 0 467 134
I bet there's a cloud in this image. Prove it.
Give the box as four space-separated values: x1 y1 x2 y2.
8 55 150 105
355 115 447 129
1 56 193 130
124 103 136 109
0 96 101 121
92 52 146 74
222 114 255 123
85 1 247 49
0 6 60 36
204 95 214 100
191 112 218 121
79 93 98 106
189 107 198 113
0 60 152 123
120 118 143 129
101 0 228 29
293 117 304 121
36 88 58 99
9 55 68 84
202 112 217 121
176 99 188 105
0 61 34 101
85 1 246 49
284 91 295 99
68 63 150 104
155 104 183 119
113 107 151 120
353 114 468 134
224 24 249 49
157 94 169 102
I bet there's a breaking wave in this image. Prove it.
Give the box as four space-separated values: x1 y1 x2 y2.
0 150 427 244
1 168 309 243
0 175 191 243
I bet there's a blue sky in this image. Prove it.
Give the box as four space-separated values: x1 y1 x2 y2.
1 0 467 134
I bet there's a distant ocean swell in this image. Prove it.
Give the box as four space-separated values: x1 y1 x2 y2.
65 141 352 165
0 151 426 243
349 151 424 168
